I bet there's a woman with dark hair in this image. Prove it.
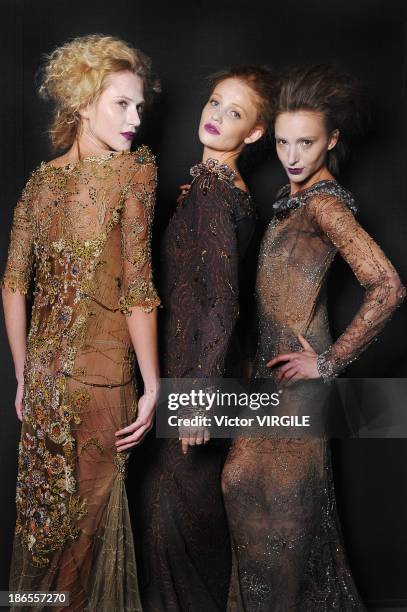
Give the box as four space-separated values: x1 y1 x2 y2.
134 66 275 612
221 64 405 610
1 35 161 610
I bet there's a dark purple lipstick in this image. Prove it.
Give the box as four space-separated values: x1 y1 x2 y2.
288 167 304 176
121 132 135 141
204 123 220 135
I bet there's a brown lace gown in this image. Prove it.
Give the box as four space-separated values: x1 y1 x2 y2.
221 180 405 611
134 158 256 612
1 146 160 611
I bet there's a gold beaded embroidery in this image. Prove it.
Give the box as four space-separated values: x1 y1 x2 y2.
2 146 160 566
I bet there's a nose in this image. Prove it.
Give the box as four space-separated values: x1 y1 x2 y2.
211 109 222 124
287 145 299 167
128 108 141 128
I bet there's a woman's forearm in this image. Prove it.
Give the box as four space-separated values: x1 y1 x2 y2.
126 307 160 394
2 288 27 381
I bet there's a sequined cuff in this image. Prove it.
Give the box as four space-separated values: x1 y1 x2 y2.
177 405 209 420
316 350 338 383
119 279 161 315
177 383 216 430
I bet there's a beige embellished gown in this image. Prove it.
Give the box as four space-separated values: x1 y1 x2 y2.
222 180 405 611
1 146 160 611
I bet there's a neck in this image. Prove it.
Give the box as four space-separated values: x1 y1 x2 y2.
66 126 112 162
289 165 335 195
202 146 241 173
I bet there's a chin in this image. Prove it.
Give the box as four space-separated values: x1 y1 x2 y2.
105 144 123 152
198 129 211 147
111 138 132 152
198 127 222 149
288 173 309 183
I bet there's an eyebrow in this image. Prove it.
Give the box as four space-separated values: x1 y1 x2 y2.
231 103 245 113
275 135 316 140
113 95 144 103
212 95 247 116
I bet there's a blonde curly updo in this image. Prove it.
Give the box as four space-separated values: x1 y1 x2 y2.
38 34 160 151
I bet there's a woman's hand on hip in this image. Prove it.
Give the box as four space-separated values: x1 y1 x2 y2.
266 334 320 384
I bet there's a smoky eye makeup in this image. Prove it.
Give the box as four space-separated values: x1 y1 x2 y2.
300 139 315 147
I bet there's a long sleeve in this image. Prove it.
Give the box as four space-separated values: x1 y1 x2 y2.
306 193 406 379
119 157 161 315
191 185 239 377
1 178 35 294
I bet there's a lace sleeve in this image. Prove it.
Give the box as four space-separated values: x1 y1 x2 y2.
306 193 406 380
119 155 161 315
190 184 239 377
1 178 35 294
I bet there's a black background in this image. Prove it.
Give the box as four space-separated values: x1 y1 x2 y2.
1 0 407 607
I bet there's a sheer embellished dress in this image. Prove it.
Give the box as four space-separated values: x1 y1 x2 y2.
1 146 160 611
221 180 405 611
134 158 256 612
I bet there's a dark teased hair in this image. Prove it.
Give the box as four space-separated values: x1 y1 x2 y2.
275 64 366 175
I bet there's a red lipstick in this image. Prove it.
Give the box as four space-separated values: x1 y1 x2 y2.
204 123 220 135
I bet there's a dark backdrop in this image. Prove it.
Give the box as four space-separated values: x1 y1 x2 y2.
1 0 407 608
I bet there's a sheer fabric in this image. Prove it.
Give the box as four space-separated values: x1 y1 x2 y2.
134 159 255 611
222 180 405 611
2 146 160 611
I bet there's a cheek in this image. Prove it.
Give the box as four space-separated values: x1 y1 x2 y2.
308 146 327 165
224 120 246 142
276 146 286 162
300 148 315 164
93 105 117 133
200 105 211 123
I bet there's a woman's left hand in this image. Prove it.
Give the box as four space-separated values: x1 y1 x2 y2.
266 334 320 384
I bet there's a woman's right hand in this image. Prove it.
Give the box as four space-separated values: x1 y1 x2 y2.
177 405 211 454
180 426 211 455
15 379 24 422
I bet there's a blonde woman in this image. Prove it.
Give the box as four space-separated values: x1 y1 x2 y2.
2 34 160 610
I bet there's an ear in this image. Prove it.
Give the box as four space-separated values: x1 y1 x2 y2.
244 125 265 145
78 104 91 121
327 128 339 151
